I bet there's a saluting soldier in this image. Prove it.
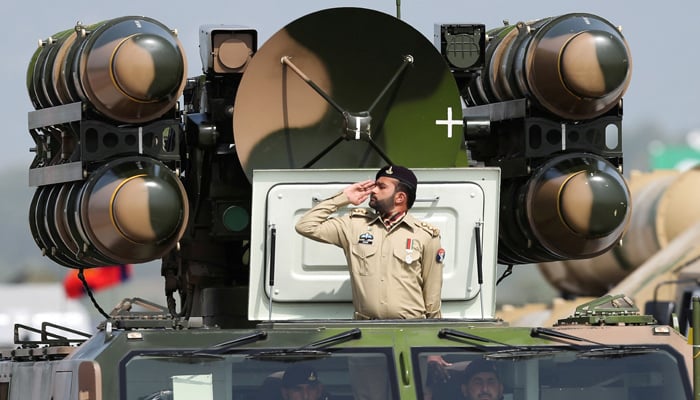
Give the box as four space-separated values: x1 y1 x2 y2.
295 165 444 319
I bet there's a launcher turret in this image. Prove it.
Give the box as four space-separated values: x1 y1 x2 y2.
25 10 633 323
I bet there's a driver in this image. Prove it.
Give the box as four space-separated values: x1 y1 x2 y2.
461 359 504 400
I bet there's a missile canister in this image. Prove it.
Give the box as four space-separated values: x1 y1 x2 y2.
27 16 187 123
468 13 632 121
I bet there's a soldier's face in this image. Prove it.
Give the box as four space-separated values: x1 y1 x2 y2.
281 384 322 400
461 372 503 400
369 177 398 215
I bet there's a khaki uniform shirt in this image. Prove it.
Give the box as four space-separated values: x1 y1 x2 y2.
295 192 443 319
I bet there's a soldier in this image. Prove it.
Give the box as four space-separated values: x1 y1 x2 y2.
280 364 331 400
461 359 504 400
295 165 444 319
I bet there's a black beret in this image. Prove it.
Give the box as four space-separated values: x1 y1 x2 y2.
463 359 499 382
282 364 320 387
376 165 417 190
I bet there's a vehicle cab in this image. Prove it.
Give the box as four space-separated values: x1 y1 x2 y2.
110 168 691 400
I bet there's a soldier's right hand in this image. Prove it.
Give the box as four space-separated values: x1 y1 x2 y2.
343 180 375 205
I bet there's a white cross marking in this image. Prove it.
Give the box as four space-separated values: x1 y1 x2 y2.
138 126 143 154
435 107 463 139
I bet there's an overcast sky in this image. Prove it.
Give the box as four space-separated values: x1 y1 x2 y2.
4 0 698 168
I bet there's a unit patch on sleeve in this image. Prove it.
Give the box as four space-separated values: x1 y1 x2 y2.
436 248 446 263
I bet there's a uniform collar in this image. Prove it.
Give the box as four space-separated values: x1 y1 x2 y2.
364 210 417 232
380 211 406 230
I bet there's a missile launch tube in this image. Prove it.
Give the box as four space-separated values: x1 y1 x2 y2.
498 153 630 264
469 13 632 120
27 16 187 123
539 167 700 296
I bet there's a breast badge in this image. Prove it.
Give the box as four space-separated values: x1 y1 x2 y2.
358 232 374 245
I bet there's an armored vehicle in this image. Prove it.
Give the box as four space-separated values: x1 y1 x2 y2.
3 6 695 400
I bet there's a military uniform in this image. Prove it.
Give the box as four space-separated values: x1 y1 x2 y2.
295 192 443 319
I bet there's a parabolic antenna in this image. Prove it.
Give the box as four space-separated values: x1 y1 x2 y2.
233 7 466 180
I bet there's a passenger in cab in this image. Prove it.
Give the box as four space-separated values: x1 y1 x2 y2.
295 165 444 320
281 364 331 400
461 359 504 400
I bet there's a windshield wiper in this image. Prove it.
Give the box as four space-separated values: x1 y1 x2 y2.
139 353 226 363
191 330 268 355
531 327 658 358
530 327 596 349
137 330 268 362
438 328 567 359
577 346 659 358
248 328 362 361
438 328 499 352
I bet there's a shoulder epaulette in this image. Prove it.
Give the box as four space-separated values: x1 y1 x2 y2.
418 221 440 237
350 208 371 217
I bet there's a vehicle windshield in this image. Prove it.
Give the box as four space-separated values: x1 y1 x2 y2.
121 347 397 400
413 346 690 400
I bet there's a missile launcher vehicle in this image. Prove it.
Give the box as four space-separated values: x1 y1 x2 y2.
2 6 696 400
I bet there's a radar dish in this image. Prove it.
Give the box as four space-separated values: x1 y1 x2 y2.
233 7 466 180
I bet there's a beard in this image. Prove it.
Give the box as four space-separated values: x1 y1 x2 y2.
369 195 394 216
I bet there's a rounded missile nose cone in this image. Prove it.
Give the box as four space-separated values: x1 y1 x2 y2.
111 175 185 243
559 170 629 237
112 33 185 102
560 30 630 99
